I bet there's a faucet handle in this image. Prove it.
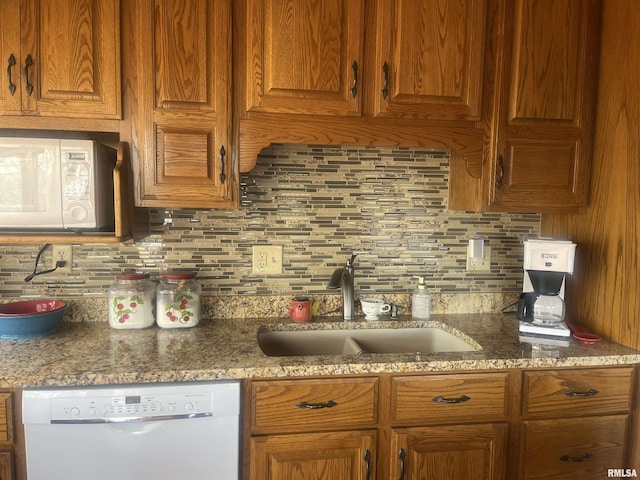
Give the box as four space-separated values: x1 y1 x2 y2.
347 254 358 267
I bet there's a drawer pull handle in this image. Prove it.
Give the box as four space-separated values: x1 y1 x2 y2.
397 448 406 480
364 449 371 480
564 388 599 397
432 394 471 404
24 54 34 96
350 60 358 98
560 453 592 462
295 400 337 410
219 145 227 183
496 155 505 189
7 54 16 96
381 62 390 100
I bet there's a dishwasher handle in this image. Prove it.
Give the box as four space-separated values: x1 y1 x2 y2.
51 411 213 424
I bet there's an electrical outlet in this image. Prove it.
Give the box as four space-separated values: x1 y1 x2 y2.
252 245 282 274
51 245 73 274
466 245 491 272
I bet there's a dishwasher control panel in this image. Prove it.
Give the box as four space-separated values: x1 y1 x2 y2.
49 390 213 421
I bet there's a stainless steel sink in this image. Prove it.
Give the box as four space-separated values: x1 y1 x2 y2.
258 327 480 356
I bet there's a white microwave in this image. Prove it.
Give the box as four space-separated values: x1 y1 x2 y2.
0 137 116 230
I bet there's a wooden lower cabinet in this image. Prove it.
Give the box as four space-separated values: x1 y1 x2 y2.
390 423 507 480
514 367 635 480
245 367 637 480
0 452 12 480
520 416 628 480
250 430 375 480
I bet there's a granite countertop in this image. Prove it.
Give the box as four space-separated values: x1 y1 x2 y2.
1 314 639 388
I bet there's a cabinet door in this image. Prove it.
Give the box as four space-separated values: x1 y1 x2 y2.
134 0 234 208
19 0 121 118
370 0 487 120
250 430 375 480
487 0 600 212
390 423 507 480
520 415 627 480
0 452 13 480
245 0 365 116
0 0 22 114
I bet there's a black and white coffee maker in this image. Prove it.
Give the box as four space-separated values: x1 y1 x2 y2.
517 239 576 337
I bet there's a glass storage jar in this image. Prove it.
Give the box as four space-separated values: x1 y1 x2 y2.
108 273 156 329
156 271 201 328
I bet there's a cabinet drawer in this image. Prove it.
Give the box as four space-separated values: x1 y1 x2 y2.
522 367 634 418
251 377 378 434
0 393 12 446
521 415 628 480
390 372 508 424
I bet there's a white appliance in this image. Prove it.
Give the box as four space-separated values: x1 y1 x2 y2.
22 381 241 480
0 137 115 230
517 239 576 338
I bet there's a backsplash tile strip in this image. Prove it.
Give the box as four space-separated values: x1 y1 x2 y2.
0 144 539 317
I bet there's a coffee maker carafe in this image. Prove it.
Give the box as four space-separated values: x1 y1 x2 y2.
517 239 576 337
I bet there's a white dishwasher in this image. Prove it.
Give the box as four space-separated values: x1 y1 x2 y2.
22 381 241 480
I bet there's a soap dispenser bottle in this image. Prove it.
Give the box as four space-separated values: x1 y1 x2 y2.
411 276 431 319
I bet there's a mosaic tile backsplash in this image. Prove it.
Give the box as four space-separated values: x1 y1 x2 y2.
0 144 540 313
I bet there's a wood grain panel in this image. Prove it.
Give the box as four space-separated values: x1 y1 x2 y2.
21 0 121 117
0 392 12 446
509 0 583 124
390 373 508 424
521 415 627 479
391 423 507 480
540 0 640 349
251 377 377 434
522 368 633 418
154 0 209 107
0 0 22 114
245 0 364 116
371 0 486 120
249 430 375 480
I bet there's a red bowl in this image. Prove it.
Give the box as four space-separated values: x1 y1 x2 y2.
0 300 66 316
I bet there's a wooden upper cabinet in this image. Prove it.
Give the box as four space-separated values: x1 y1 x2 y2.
369 0 487 120
0 0 120 120
0 0 22 114
245 0 365 116
243 0 488 120
486 0 601 212
123 0 235 208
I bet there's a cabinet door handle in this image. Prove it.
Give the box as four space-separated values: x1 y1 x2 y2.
350 60 358 98
7 54 16 96
219 145 227 183
496 155 505 189
363 449 371 480
397 448 406 480
432 394 471 404
564 388 599 397
381 62 389 100
560 453 592 462
24 54 34 96
295 400 337 409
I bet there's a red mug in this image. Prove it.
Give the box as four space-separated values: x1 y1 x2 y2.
288 296 311 322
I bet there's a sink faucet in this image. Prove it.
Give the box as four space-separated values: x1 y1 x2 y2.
328 254 357 321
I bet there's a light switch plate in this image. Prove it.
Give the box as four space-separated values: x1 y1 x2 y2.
252 245 283 274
